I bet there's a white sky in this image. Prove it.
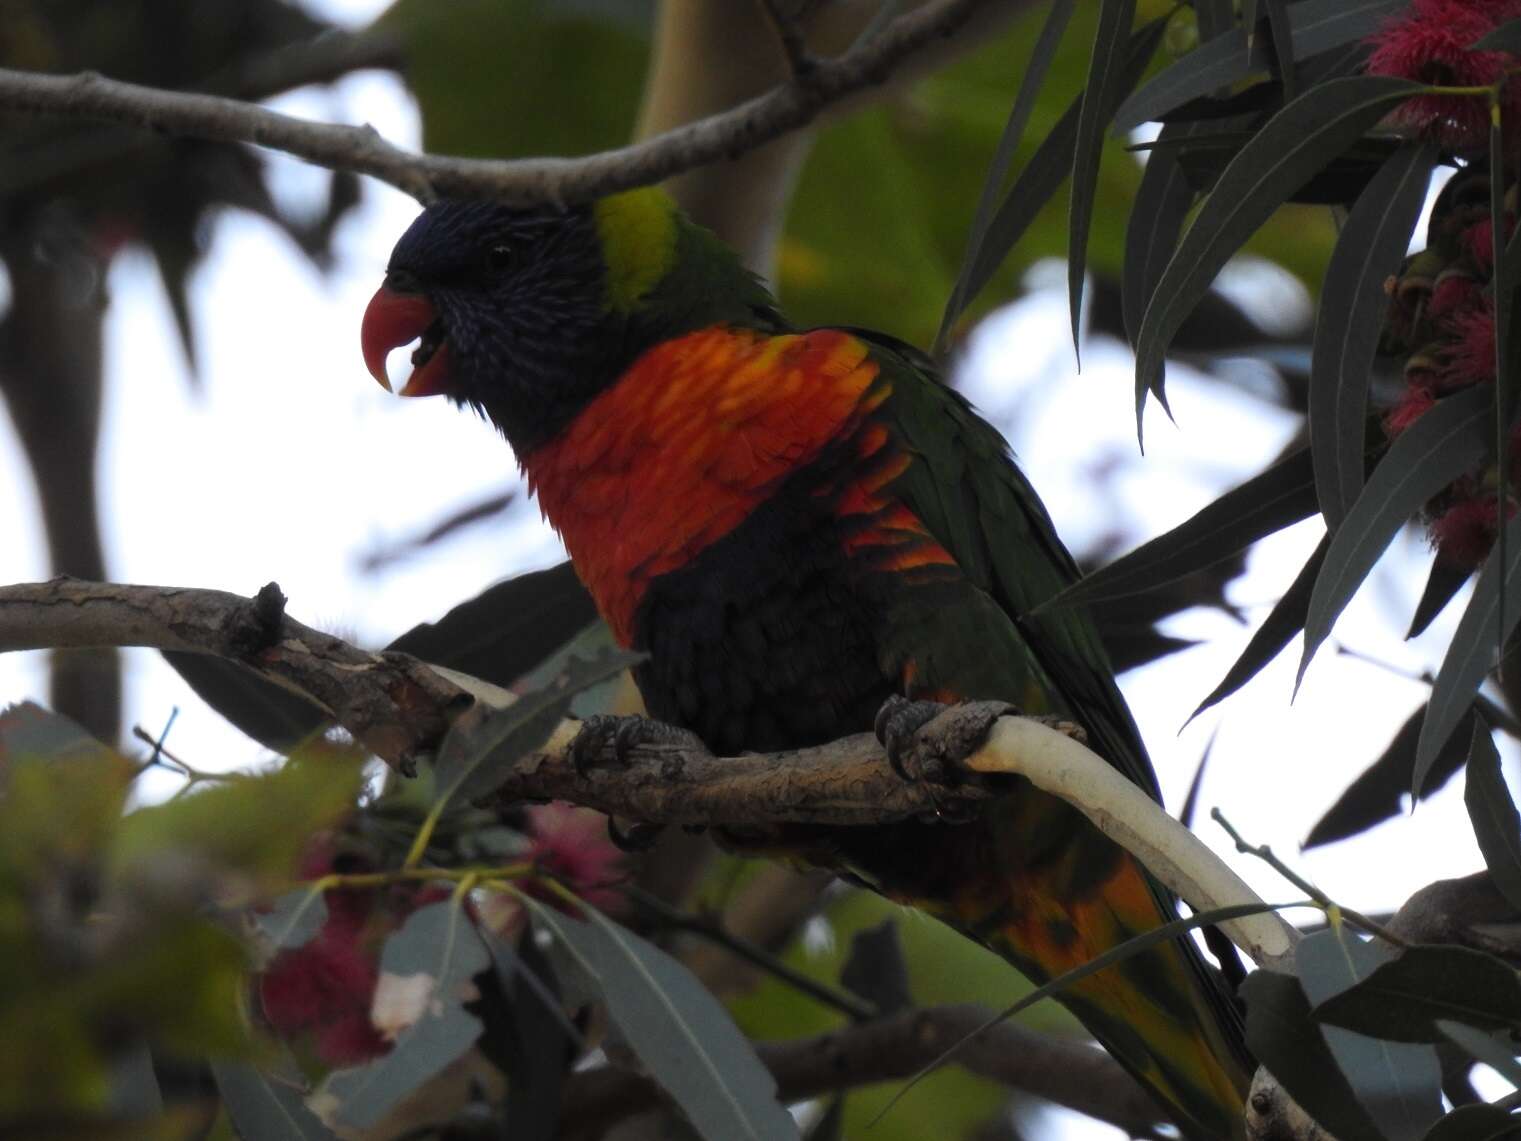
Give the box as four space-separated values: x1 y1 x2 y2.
0 2 1511 1135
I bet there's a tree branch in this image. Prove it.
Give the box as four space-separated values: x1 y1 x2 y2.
0 0 993 205
0 577 1297 971
0 578 470 774
559 1002 1167 1140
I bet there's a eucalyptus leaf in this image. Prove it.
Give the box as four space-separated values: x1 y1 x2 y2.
1115 0 1408 131
1438 1021 1521 1088
1313 943 1521 1042
1042 445 1319 611
1464 714 1521 911
1310 141 1438 528
253 888 328 952
318 901 489 1132
1240 969 1384 1141
936 0 1073 354
1417 513 1521 796
1300 385 1493 686
1296 930 1444 1141
1134 75 1424 428
1190 535 1327 722
432 647 641 806
1068 0 1139 357
213 1061 337 1141
1305 702 1486 849
524 898 799 1141
1421 1103 1521 1141
1408 556 1473 639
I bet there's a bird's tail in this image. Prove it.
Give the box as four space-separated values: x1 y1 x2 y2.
845 789 1251 1141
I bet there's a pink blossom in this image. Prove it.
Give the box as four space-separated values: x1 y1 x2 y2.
1367 0 1521 148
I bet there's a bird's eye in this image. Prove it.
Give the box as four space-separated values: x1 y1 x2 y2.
489 244 514 269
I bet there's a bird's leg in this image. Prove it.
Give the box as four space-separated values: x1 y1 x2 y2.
569 713 709 774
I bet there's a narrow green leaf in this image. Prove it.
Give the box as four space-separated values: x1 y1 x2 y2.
1113 26 1261 133
1241 969 1384 1141
1134 74 1424 432
319 901 489 1131
1292 0 1406 58
1474 20 1521 52
1296 930 1444 1141
524 898 799 1141
1305 702 1486 849
1190 535 1328 722
1115 0 1408 132
1408 556 1473 639
1261 0 1296 101
1417 512 1521 796
1069 0 1139 359
957 17 1168 321
213 1061 337 1141
432 647 641 806
253 888 328 952
936 0 1073 354
1195 0 1233 42
1421 1103 1521 1141
1313 943 1521 1042
1122 120 1202 349
1438 1021 1521 1088
1464 713 1521 911
1041 445 1318 611
1300 386 1493 686
1310 141 1437 528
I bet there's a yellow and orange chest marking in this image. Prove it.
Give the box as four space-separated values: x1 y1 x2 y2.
522 326 883 645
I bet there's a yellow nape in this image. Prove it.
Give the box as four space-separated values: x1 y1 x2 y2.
594 187 678 312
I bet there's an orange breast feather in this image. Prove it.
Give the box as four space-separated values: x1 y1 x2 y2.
523 327 881 644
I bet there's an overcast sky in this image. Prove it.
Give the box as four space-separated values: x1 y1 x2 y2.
0 1 1510 1133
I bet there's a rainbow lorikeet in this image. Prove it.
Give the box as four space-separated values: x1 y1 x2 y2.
361 188 1252 1138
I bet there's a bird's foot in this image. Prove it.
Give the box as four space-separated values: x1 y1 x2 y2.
874 695 1018 785
569 713 708 775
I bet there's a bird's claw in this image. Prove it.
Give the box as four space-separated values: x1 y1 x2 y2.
874 696 1021 789
874 696 950 782
570 713 707 775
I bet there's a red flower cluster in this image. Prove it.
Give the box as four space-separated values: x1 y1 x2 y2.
1368 0 1521 148
257 806 624 1071
1382 161 1518 567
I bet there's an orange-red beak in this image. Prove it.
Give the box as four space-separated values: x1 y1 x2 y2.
360 284 452 397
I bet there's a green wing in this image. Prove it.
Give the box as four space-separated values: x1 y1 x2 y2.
863 333 1161 802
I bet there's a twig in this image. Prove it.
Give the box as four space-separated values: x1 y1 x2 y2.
0 0 992 204
1210 808 1407 949
559 1001 1166 1140
760 0 817 77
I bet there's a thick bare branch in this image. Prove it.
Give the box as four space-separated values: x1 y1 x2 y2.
560 1002 1166 1140
0 0 992 205
0 577 1295 966
0 578 469 773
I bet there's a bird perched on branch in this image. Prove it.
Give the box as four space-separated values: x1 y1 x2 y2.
361 187 1251 1139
